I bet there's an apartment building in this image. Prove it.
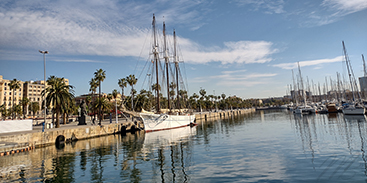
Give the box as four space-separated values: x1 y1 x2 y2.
0 75 69 119
0 75 25 111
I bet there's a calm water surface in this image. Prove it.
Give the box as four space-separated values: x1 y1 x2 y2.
2 109 367 182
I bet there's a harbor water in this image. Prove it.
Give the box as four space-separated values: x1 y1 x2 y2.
2 109 367 182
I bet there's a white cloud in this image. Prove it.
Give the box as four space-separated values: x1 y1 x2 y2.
234 0 285 14
272 56 343 69
53 59 104 63
322 0 367 13
0 1 277 65
192 70 277 87
181 41 278 64
302 0 367 26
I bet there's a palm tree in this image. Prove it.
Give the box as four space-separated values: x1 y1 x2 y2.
0 104 7 120
89 78 98 120
221 93 226 100
9 78 21 119
112 89 119 122
47 76 64 122
21 97 30 119
118 78 127 100
29 102 40 119
126 74 137 111
94 69 106 125
199 88 206 100
86 96 92 111
107 93 113 101
13 104 22 119
93 97 112 117
42 76 75 128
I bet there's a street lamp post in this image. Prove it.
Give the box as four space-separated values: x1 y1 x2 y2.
39 50 48 131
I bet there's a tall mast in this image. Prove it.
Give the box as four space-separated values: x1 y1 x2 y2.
163 21 171 112
152 14 160 113
337 72 341 103
318 82 321 102
174 30 180 110
297 62 307 106
325 76 328 101
342 41 356 102
292 69 298 106
363 54 367 77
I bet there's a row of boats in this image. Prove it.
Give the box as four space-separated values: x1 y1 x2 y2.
290 102 365 115
289 41 366 115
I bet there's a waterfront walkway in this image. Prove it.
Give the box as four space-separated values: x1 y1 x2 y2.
0 108 255 156
0 117 133 156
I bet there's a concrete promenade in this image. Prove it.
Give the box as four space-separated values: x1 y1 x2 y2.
0 108 256 156
0 117 134 156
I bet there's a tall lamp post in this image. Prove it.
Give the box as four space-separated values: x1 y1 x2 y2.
39 50 48 131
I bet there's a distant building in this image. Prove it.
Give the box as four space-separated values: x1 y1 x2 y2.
0 75 25 114
359 77 367 98
0 75 69 119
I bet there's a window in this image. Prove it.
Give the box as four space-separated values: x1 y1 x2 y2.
4 83 7 86
9 97 11 100
4 87 6 90
9 92 11 95
37 98 40 101
19 93 21 96
3 98 5 101
4 92 6 95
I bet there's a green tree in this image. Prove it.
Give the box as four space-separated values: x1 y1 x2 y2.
221 93 226 100
29 102 40 119
118 78 127 100
112 89 119 119
94 69 106 125
93 97 112 117
199 89 206 100
0 104 7 120
20 97 30 119
42 76 75 128
89 78 98 119
9 78 21 119
126 74 138 111
13 104 22 119
86 96 92 112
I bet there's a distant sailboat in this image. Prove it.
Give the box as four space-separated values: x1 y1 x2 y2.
293 62 316 114
341 41 365 115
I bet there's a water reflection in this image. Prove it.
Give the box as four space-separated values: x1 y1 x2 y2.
291 113 367 180
0 125 197 182
3 110 367 182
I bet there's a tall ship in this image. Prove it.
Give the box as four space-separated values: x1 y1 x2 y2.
139 14 196 132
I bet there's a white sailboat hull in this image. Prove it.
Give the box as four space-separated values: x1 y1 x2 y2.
342 107 365 115
140 113 196 132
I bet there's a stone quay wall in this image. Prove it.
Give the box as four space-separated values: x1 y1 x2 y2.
0 122 131 156
194 108 256 122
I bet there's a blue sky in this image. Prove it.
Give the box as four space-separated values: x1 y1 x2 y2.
1 0 367 99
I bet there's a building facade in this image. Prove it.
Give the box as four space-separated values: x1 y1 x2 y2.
359 76 367 99
0 75 25 112
0 75 69 119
